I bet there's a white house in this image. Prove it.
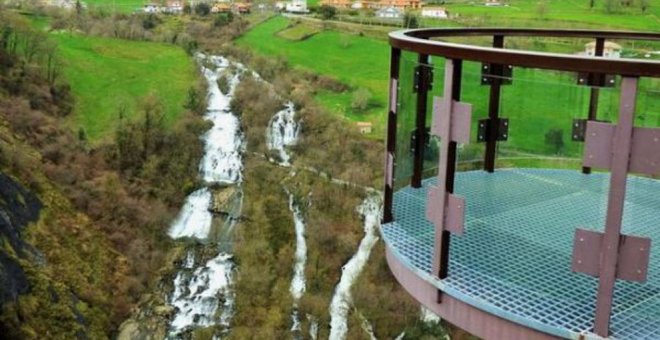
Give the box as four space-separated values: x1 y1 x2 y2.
163 0 184 13
143 3 160 13
376 6 402 19
285 0 309 13
585 41 622 59
351 1 364 9
421 6 448 18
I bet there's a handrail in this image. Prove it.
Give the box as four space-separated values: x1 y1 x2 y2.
389 28 660 77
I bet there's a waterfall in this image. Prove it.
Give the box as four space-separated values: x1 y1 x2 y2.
166 54 245 338
287 192 308 335
267 102 300 166
329 196 382 340
168 188 213 239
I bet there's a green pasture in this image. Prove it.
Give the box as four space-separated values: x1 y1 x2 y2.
443 0 660 31
237 16 390 132
83 0 145 13
239 15 659 157
53 33 196 141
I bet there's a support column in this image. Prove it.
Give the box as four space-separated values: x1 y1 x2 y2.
484 35 504 173
383 48 401 224
583 37 605 174
412 54 431 188
593 76 638 337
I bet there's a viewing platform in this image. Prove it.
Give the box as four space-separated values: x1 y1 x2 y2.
380 29 660 339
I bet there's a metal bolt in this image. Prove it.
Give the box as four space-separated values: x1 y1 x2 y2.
580 237 585 242
638 269 642 274
654 137 659 142
640 247 645 251
578 260 583 264
589 155 594 159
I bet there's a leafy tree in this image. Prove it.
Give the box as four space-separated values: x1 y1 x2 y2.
544 128 564 154
318 5 337 20
214 12 234 27
403 12 419 28
639 0 650 12
194 2 211 16
351 87 372 111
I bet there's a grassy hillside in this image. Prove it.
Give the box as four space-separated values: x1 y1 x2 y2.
237 16 390 133
53 33 196 141
443 0 660 31
84 0 145 13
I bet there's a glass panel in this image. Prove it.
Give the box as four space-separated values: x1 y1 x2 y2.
637 77 660 128
456 61 490 171
394 51 417 189
497 67 589 169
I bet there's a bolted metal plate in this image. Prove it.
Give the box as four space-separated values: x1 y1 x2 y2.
584 123 660 176
572 229 651 282
572 119 587 142
630 126 660 176
385 152 394 187
572 228 603 277
431 97 473 144
481 63 513 85
413 64 434 93
389 78 398 114
577 72 616 87
426 186 465 236
583 121 615 169
445 193 465 235
477 118 509 143
617 234 651 282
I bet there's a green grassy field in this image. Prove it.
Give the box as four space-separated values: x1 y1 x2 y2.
53 33 196 141
84 0 145 13
239 14 659 158
237 16 390 132
443 0 660 31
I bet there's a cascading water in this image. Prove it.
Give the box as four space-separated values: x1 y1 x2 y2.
329 196 382 340
166 54 245 338
267 102 300 166
287 192 308 335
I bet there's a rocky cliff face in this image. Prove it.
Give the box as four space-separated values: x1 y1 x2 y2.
0 172 41 309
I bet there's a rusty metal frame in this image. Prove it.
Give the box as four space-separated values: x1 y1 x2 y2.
385 28 660 339
383 47 401 224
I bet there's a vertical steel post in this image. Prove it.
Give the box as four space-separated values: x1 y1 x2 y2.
383 48 401 224
593 76 638 337
583 37 606 174
412 53 430 188
484 35 504 173
434 59 462 303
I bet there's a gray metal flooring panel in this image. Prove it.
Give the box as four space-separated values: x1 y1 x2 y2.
381 169 660 339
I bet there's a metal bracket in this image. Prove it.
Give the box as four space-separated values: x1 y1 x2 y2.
572 228 651 282
577 72 616 87
572 119 587 141
481 63 513 85
410 127 431 153
413 64 434 93
477 118 509 143
583 121 660 176
427 187 465 235
431 97 472 144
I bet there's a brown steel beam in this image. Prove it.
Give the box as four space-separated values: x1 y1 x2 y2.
593 76 639 337
484 35 504 173
412 53 430 188
383 47 401 224
389 29 660 78
583 37 605 175
436 59 463 303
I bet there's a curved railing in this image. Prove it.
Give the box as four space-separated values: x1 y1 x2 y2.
382 28 660 339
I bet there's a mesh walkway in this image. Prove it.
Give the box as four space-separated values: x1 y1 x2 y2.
381 169 660 339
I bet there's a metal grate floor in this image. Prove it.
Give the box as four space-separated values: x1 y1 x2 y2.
381 169 660 340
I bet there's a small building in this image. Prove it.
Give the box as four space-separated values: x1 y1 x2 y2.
585 41 622 59
233 2 252 13
320 0 351 8
143 3 160 13
163 0 184 13
286 0 309 13
485 0 501 6
378 0 421 10
421 6 448 18
356 122 373 134
351 1 364 9
212 3 232 13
